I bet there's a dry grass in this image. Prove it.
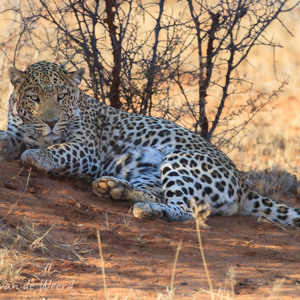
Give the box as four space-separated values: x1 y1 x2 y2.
0 211 87 289
97 230 108 299
0 218 86 257
0 249 23 287
242 166 299 200
168 239 182 299
225 113 300 175
123 208 132 227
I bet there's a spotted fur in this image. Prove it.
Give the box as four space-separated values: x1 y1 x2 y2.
1 61 299 226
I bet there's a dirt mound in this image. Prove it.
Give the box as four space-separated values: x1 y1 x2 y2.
0 160 299 299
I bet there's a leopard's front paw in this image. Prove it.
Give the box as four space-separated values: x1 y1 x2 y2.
0 131 13 160
21 149 54 173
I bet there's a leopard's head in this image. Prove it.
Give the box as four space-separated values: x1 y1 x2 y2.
8 61 85 143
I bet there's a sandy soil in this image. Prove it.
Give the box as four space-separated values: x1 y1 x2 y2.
0 160 299 299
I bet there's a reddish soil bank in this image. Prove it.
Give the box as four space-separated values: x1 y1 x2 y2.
0 160 299 299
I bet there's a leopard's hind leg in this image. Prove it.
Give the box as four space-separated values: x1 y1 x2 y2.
133 150 240 222
92 147 165 204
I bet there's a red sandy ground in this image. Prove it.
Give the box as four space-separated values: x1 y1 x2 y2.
0 160 299 299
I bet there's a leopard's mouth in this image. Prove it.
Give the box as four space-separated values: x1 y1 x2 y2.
44 132 61 142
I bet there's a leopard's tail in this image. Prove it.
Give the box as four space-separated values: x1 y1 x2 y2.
238 181 300 227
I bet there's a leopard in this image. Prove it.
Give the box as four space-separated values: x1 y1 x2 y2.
1 61 299 226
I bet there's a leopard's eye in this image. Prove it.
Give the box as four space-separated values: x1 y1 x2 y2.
28 95 40 103
57 93 68 102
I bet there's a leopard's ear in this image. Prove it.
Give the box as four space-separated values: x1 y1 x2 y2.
68 68 85 85
8 66 26 89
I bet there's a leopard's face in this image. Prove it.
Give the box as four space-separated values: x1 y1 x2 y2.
8 61 85 143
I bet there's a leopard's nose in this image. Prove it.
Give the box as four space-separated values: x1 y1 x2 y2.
43 118 58 129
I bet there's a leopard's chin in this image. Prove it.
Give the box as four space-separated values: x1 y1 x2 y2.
44 132 61 143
